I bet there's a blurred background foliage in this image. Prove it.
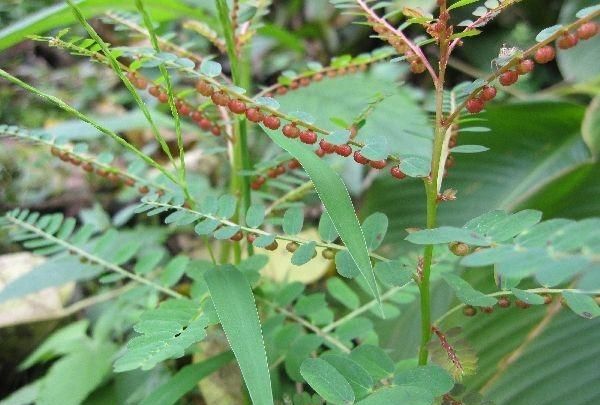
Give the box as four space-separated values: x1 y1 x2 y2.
0 0 599 404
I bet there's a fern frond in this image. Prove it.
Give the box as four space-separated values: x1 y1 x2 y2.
0 124 169 195
2 208 181 298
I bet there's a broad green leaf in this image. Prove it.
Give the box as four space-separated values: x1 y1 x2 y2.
582 95 600 156
318 211 339 242
510 288 545 305
406 227 490 246
374 260 414 287
561 291 600 319
285 335 324 382
37 341 116 405
335 250 360 279
321 354 374 399
283 207 304 235
216 194 237 219
300 358 355 405
161 256 189 287
262 127 381 306
349 345 394 380
199 60 222 77
362 212 388 250
246 204 266 228
0 2 205 49
205 265 273 405
393 365 454 397
114 299 208 372
291 241 317 265
357 386 433 405
442 273 497 307
140 351 234 405
448 0 480 11
327 278 360 310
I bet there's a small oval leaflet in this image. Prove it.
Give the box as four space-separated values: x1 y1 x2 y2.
200 59 222 77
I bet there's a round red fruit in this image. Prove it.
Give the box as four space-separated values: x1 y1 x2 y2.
198 118 212 131
557 33 578 49
319 139 335 153
263 115 281 130
245 108 263 123
480 86 497 101
353 150 370 165
516 59 535 75
466 98 484 114
211 126 221 136
369 159 387 169
149 86 161 97
228 99 246 114
158 92 169 103
534 46 555 64
191 111 203 121
300 130 317 144
315 149 325 157
577 22 598 40
211 91 230 106
196 80 214 97
499 70 518 86
288 159 300 169
335 144 352 157
390 166 406 179
282 124 300 138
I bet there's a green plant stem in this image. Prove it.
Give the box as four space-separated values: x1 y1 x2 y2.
0 68 179 186
217 0 253 260
418 1 449 366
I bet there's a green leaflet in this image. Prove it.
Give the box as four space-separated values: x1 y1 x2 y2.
140 351 234 405
205 265 273 405
262 126 381 308
0 0 207 51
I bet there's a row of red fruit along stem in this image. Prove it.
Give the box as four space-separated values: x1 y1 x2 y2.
466 22 598 114
126 71 224 136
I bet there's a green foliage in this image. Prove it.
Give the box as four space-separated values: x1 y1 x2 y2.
1 1 600 404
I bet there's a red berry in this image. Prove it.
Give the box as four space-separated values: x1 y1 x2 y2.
313 73 324 81
282 124 300 138
315 148 325 157
482 306 495 314
577 22 598 40
499 70 518 86
390 166 406 179
276 165 286 175
410 60 426 74
353 150 370 165
534 46 555 64
245 108 263 123
211 126 221 136
158 92 169 103
335 144 352 157
149 86 161 97
516 59 535 75
228 99 246 114
300 130 317 144
557 33 578 49
263 115 281 130
480 86 497 101
466 98 484 114
138 185 150 194
288 159 300 169
134 76 147 90
498 297 511 308
196 80 214 97
178 103 190 116
369 159 387 169
277 86 288 95
515 299 531 309
198 118 212 131
300 77 311 87
319 139 335 153
251 181 262 190
247 233 257 243
230 231 244 242
265 241 279 251
191 110 203 121
267 168 278 178
463 306 477 317
211 91 230 106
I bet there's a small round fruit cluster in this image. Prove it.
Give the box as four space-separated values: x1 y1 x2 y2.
195 78 410 185
250 159 301 190
368 16 426 74
126 71 223 136
465 22 598 115
463 294 553 317
50 146 157 195
264 64 368 98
